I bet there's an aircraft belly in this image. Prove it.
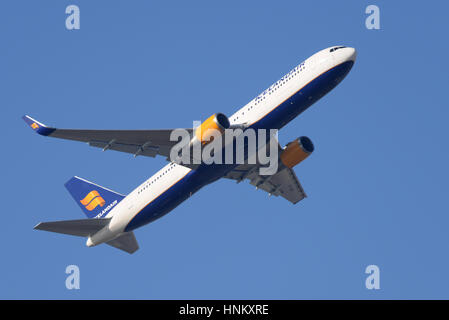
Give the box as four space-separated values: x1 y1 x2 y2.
124 166 217 232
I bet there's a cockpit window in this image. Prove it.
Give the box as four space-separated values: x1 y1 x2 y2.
330 46 346 52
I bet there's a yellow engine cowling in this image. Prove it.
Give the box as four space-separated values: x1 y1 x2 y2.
195 113 230 144
280 136 314 168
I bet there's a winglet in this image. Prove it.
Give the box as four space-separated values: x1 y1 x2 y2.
22 115 55 136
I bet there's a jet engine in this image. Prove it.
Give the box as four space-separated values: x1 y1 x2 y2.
194 113 230 144
280 136 314 168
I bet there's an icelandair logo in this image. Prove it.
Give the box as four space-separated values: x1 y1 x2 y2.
80 190 106 211
94 200 117 219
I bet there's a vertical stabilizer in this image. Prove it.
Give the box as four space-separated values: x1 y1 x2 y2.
65 176 125 218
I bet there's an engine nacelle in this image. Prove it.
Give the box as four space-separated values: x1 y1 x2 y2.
194 113 230 144
280 136 314 168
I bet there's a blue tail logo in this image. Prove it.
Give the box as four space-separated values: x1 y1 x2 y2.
65 176 125 218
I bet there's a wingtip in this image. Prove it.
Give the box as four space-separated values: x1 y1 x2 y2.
22 115 55 136
33 222 43 230
124 247 139 254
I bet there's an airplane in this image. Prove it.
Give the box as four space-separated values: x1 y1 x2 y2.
23 46 356 254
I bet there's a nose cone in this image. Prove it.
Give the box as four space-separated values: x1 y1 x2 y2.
345 47 357 62
329 46 357 64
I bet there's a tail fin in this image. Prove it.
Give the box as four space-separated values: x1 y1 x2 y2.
65 176 125 219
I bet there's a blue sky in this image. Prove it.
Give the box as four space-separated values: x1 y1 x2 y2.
1 0 449 299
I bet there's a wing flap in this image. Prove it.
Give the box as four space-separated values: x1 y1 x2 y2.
251 168 306 204
225 165 307 204
88 141 160 157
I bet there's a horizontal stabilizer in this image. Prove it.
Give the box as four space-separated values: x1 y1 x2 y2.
106 232 139 254
34 218 111 237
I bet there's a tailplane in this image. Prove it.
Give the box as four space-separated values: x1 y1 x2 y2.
106 232 139 254
34 219 139 254
34 218 111 237
34 176 138 254
65 176 125 219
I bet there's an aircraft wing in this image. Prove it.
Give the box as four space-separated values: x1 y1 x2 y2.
224 164 307 204
22 115 191 159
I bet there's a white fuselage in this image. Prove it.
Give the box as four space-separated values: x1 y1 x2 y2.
87 46 357 247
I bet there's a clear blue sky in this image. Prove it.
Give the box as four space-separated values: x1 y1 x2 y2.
2 0 449 299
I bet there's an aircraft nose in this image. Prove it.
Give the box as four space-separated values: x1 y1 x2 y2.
345 47 357 62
